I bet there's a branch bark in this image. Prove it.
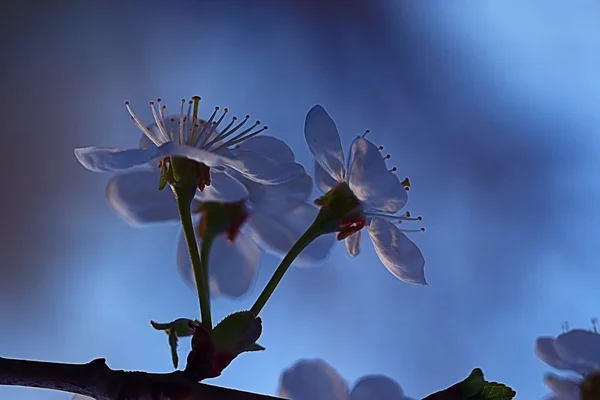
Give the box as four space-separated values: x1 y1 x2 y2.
0 356 282 400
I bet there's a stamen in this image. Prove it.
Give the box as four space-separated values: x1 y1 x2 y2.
224 122 268 148
361 129 371 137
384 154 391 159
378 145 384 150
205 114 251 148
179 98 185 145
125 101 162 146
400 177 411 190
149 101 169 142
187 96 201 145
192 106 219 147
390 167 397 172
399 227 425 233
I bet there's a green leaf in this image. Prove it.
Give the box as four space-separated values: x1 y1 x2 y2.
168 332 179 368
151 318 200 369
422 368 515 400
212 310 263 356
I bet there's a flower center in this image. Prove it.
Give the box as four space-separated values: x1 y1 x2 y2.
159 157 211 192
314 182 367 240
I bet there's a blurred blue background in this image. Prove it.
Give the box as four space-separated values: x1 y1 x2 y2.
1 1 599 398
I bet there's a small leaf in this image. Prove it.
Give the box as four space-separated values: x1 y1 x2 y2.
151 318 199 370
481 382 516 399
246 343 266 352
212 310 262 356
422 368 515 400
168 332 179 369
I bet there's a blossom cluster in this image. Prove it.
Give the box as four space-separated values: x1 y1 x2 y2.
75 97 427 299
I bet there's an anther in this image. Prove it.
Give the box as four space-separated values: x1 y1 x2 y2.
378 145 384 150
361 129 371 137
390 167 397 172
417 216 423 221
384 154 391 159
405 211 411 217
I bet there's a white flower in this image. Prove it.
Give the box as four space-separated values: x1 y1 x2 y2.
304 105 426 285
106 136 334 298
277 359 415 400
535 325 600 400
74 96 304 187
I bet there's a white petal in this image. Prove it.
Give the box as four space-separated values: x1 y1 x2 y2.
535 337 575 371
304 105 346 183
350 375 409 400
247 203 335 265
193 170 249 202
347 137 407 213
74 146 161 172
544 373 581 399
176 230 260 299
366 217 426 285
106 171 180 226
555 329 600 373
236 135 296 163
314 160 338 194
277 359 350 400
72 396 94 400
74 142 234 173
244 171 312 211
344 232 361 257
228 149 305 185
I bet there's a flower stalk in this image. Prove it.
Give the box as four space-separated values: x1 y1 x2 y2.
250 210 331 316
171 158 212 331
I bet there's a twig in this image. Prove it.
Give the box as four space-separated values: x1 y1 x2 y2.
0 356 282 400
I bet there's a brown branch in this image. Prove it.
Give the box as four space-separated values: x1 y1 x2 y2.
0 356 282 400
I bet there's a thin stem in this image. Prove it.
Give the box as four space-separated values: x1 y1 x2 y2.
200 233 215 287
175 193 212 331
251 224 322 316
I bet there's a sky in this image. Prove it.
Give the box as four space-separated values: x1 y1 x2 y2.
1 1 599 399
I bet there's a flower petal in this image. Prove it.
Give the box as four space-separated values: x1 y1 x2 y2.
544 373 581 400
106 171 180 226
176 230 260 299
350 375 410 400
277 359 350 400
228 149 306 185
74 142 234 173
236 135 296 163
193 170 250 203
347 137 407 213
535 337 574 371
74 146 161 172
555 329 600 373
243 171 312 211
314 160 338 194
72 396 94 400
366 217 426 285
304 105 346 183
344 232 361 257
247 203 335 265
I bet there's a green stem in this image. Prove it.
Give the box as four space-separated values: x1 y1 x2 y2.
200 233 215 290
174 193 212 331
250 223 322 316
